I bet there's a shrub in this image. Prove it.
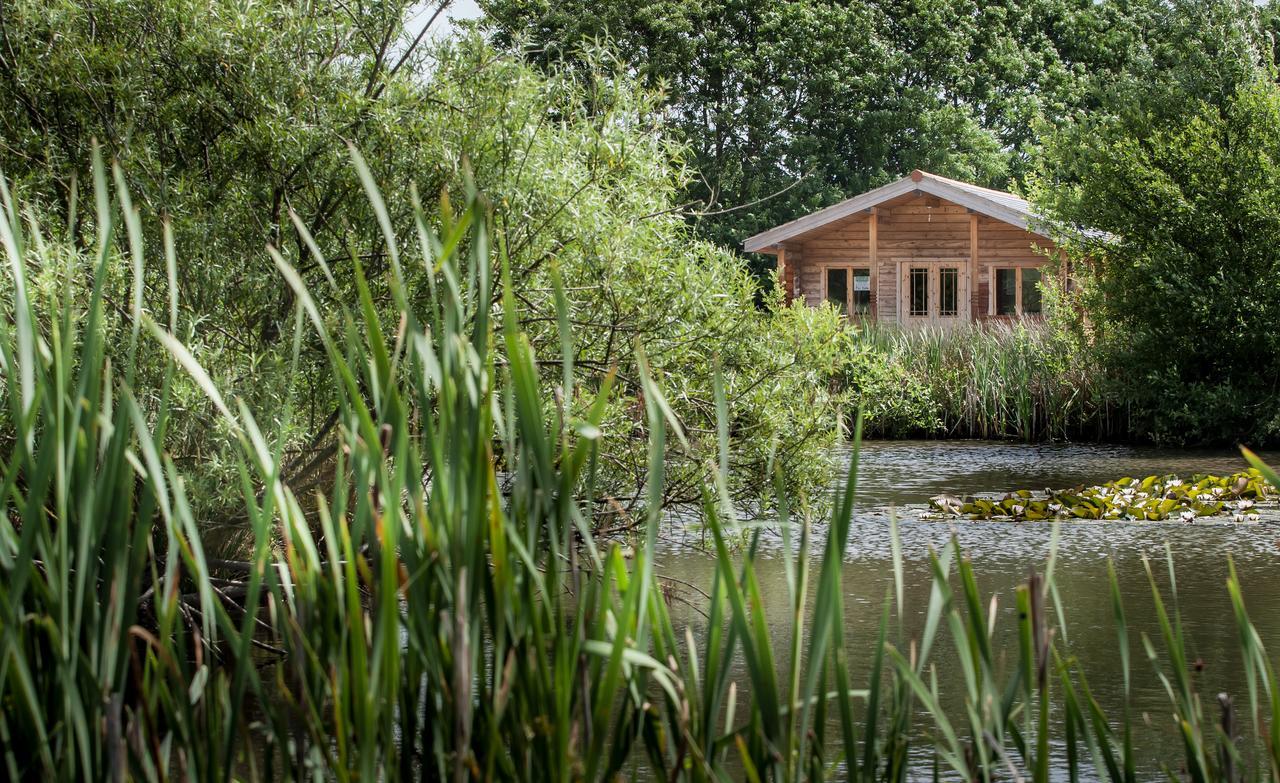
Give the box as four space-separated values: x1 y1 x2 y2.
0 3 847 525
1031 1 1280 446
846 320 1120 441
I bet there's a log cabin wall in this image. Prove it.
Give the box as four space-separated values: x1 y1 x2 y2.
873 196 969 323
795 213 871 310
787 192 1057 324
973 215 1057 321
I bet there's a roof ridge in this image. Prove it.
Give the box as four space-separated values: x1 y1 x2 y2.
743 170 1047 252
918 171 1029 203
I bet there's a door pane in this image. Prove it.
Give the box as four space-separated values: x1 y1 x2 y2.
995 268 1017 315
852 268 871 314
939 268 958 316
1021 268 1043 315
826 268 848 314
909 268 928 316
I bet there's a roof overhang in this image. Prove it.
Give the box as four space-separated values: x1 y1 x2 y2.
742 171 1051 253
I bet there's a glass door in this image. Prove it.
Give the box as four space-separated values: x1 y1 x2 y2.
901 263 967 325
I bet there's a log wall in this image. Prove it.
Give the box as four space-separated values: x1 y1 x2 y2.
787 193 1056 323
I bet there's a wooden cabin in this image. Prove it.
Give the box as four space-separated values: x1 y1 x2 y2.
744 171 1060 326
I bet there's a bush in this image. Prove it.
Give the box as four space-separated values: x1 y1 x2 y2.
0 3 848 526
841 320 1120 441
837 327 940 439
1031 1 1280 446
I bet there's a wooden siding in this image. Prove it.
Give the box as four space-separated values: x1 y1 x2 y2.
795 210 879 317
787 192 1057 324
973 215 1055 321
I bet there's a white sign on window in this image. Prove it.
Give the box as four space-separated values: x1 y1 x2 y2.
853 276 871 292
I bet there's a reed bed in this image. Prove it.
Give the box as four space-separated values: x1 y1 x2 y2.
857 321 1125 442
4 154 1280 781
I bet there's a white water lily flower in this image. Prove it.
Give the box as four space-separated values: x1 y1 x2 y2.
1167 479 1183 488
1179 510 1197 523
1238 499 1255 510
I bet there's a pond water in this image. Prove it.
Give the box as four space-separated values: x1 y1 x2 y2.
656 440 1280 779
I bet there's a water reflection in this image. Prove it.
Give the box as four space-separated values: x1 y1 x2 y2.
656 440 1280 779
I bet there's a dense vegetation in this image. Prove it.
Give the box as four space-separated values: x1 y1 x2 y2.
480 0 1256 270
485 0 1280 448
8 1 1280 780
848 322 1120 441
1032 2 1280 445
0 1 854 533
6 168 1280 781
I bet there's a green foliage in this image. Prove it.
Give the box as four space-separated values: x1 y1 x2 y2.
835 326 942 439
7 162 1280 782
1032 0 1280 446
0 1 846 524
0 151 170 783
480 0 1179 276
931 469 1277 522
844 320 1118 441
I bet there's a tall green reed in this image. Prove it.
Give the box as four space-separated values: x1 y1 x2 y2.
3 152 1280 781
857 321 1124 442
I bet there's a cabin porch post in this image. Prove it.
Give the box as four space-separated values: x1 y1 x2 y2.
969 212 979 321
776 245 792 303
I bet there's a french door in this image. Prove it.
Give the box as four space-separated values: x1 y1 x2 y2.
899 262 968 326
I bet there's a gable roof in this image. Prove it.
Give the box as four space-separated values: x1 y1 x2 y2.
742 170 1047 253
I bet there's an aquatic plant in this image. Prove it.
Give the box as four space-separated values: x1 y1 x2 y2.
8 156 1280 782
929 469 1278 522
851 320 1122 442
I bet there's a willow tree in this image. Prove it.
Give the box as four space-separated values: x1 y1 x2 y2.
0 4 851 531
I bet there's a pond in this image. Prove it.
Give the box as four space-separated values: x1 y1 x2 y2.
656 440 1280 779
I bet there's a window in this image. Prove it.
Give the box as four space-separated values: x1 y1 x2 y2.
908 268 929 316
902 264 965 321
995 269 1018 315
1021 268 1042 315
852 268 871 315
825 266 872 317
992 267 1044 316
939 268 959 317
825 268 848 313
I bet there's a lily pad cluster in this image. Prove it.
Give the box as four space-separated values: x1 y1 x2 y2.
929 469 1278 523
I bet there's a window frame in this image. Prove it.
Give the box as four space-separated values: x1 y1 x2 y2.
938 267 959 317
907 267 929 317
899 262 966 323
820 263 874 318
988 265 1045 317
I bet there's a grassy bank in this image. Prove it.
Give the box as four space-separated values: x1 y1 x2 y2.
7 168 1280 782
848 321 1125 442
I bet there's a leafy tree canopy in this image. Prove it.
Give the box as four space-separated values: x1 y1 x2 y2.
0 1 853 530
1032 0 1280 445
481 0 1169 274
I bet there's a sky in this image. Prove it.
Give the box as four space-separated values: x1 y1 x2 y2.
405 0 484 42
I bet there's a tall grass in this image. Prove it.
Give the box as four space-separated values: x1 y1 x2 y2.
3 154 1280 781
858 321 1125 441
